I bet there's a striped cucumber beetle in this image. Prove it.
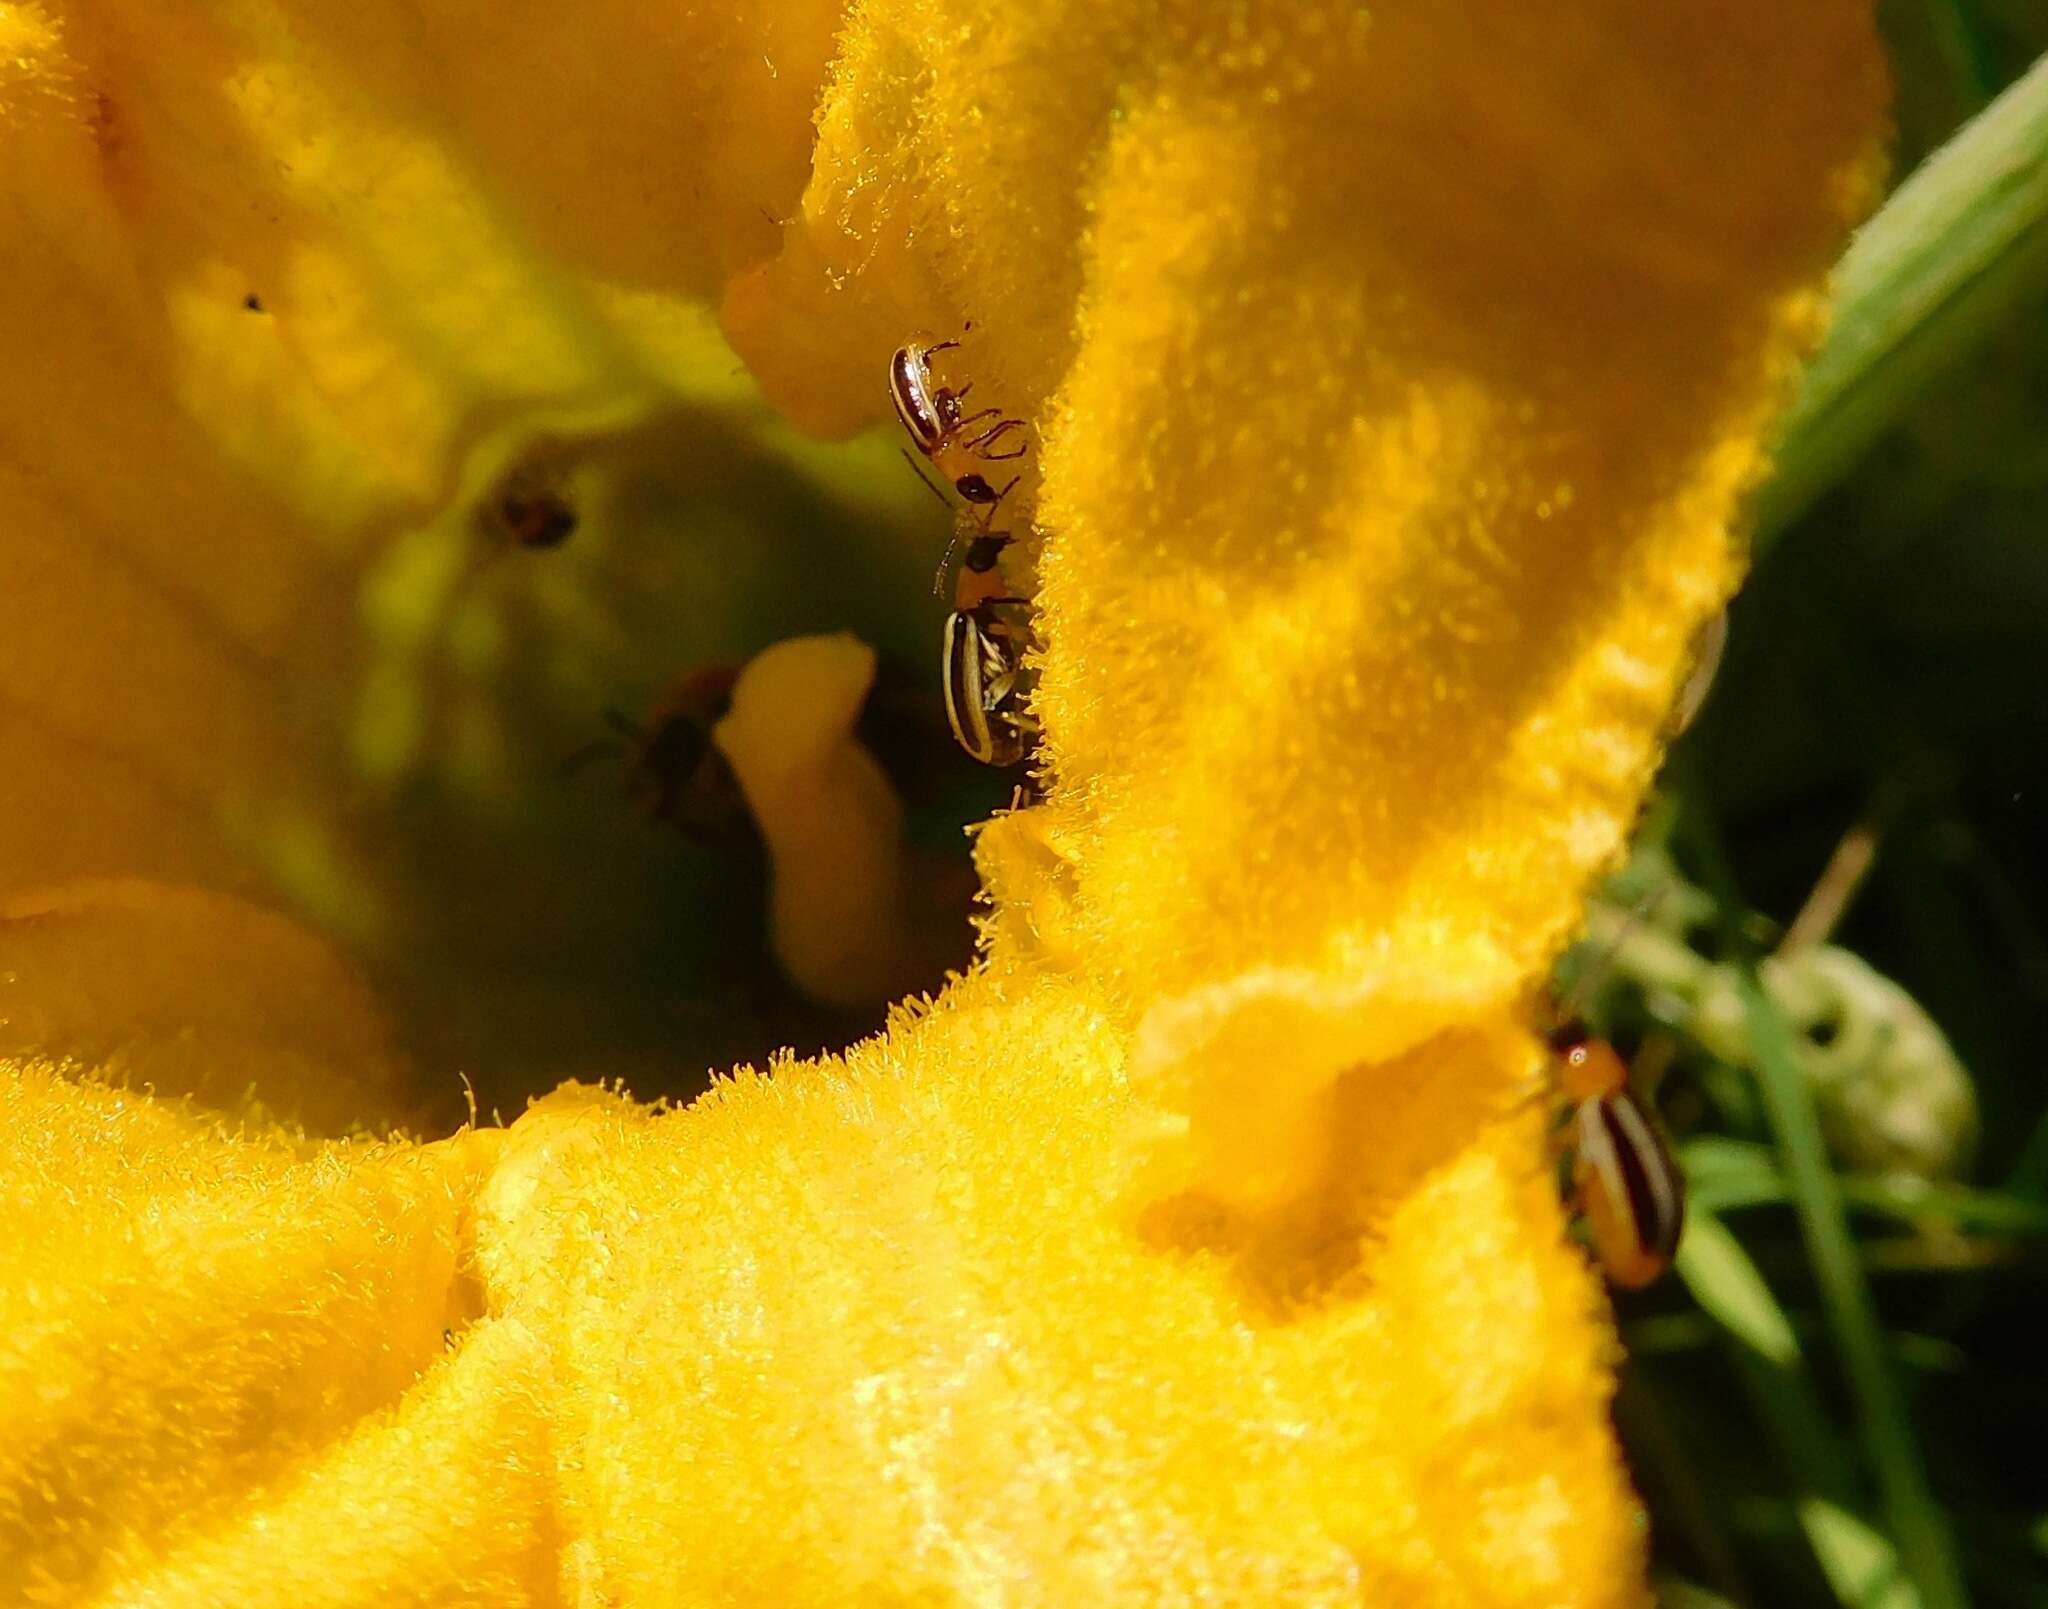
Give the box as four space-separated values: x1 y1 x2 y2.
936 498 1035 768
889 333 1041 770
1547 1020 1685 1289
889 331 1029 512
942 599 1036 768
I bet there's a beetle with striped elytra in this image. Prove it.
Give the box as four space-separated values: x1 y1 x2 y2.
936 504 1037 768
941 601 1035 768
1545 1019 1685 1288
889 330 1030 514
888 331 1041 770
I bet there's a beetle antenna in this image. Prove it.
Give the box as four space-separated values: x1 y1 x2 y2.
899 448 952 511
931 528 963 597
932 501 1007 597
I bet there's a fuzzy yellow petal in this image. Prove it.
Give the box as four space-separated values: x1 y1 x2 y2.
101 1317 559 1609
0 0 1888 1603
461 978 1630 1603
1037 12 1887 1007
0 1065 489 1601
736 0 1883 1217
735 0 1885 994
0 879 405 1130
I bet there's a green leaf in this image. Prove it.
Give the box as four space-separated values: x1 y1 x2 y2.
1680 1137 2048 1234
1677 1214 1921 1609
1739 976 1972 1609
1758 50 2048 539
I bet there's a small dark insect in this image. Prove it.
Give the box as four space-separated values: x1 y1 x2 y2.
497 482 578 550
565 664 750 840
243 292 266 313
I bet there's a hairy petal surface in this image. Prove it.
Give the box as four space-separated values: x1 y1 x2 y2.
0 1066 491 1602
0 0 1885 1602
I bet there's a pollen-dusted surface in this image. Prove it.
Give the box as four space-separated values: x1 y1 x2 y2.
0 0 1886 1604
1034 9 1887 1015
733 0 1886 1008
464 976 1629 1605
0 1064 493 1603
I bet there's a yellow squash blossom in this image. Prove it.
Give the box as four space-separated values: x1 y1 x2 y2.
0 0 1883 1602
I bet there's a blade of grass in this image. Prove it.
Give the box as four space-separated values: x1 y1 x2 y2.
1673 783 1972 1609
1681 1137 2048 1233
1842 1179 2048 1236
1739 973 1972 1609
1756 50 2048 541
1678 1213 1919 1609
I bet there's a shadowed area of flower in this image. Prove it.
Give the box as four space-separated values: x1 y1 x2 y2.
0 0 1883 1602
